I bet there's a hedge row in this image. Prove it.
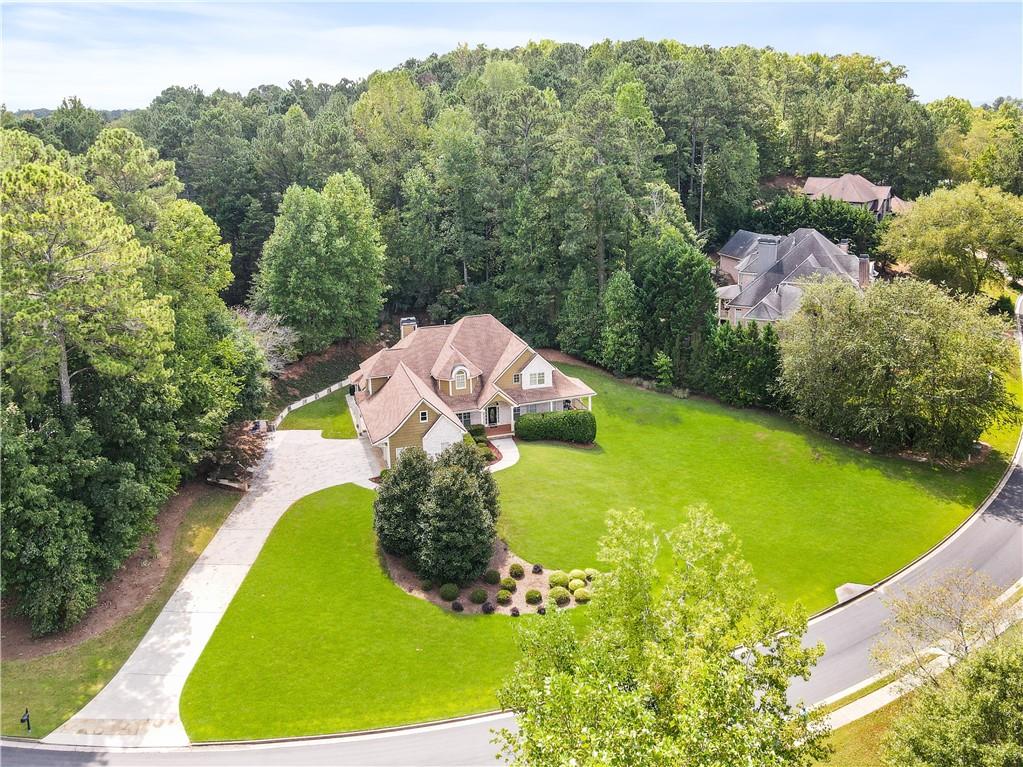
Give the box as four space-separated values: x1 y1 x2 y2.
515 410 596 444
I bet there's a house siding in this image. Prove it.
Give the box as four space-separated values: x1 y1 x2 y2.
495 350 536 391
388 402 440 466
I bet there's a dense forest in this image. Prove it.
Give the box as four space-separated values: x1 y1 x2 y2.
3 39 1022 634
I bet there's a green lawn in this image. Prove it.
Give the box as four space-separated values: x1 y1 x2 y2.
278 389 356 438
180 484 586 741
1 486 241 737
498 363 1021 613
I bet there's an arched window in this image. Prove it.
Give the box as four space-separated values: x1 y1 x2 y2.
454 368 467 390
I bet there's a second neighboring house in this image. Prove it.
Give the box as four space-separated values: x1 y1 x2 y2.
348 314 596 469
716 228 873 324
802 173 911 218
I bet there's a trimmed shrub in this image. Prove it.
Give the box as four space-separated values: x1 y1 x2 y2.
500 577 517 593
468 424 486 440
532 563 543 574
537 606 547 615
496 589 512 605
451 601 464 612
421 579 434 592
481 601 495 614
509 563 525 579
439 583 459 601
548 586 571 606
515 410 596 444
568 578 585 592
470 588 488 604
573 588 592 603
584 568 600 581
483 569 500 585
568 569 587 582
525 589 542 605
510 607 520 617
548 570 570 588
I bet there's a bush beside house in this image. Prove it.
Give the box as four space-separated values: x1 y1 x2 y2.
516 410 597 444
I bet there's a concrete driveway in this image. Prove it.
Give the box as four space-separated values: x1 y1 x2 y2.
44 430 379 749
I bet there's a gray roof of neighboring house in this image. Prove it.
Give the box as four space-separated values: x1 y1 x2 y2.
726 228 865 320
718 229 769 261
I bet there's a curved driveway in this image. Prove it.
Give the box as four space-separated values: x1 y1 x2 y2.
5 309 1022 765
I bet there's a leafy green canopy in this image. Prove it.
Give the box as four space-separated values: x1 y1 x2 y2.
779 278 1020 458
497 507 828 766
254 171 386 353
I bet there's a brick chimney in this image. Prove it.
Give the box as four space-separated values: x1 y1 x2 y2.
399 317 418 339
757 237 779 271
858 256 871 289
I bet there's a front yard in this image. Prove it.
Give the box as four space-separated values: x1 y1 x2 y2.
180 484 586 741
498 363 1020 612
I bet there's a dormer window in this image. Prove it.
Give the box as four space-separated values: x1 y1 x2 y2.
454 368 467 390
529 371 546 386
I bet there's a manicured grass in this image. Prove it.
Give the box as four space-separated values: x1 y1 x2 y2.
1 486 240 737
180 484 585 741
498 362 1021 613
816 695 911 767
278 389 356 438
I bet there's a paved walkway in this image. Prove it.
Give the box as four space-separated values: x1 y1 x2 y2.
488 436 519 472
45 431 379 748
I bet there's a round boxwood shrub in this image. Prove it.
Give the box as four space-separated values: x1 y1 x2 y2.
451 601 464 612
532 563 543 574
573 587 592 603
568 578 586 593
509 563 525 579
548 570 570 588
470 588 488 604
439 583 459 601
421 579 434 592
496 589 512 605
584 568 600 581
548 586 571 606
525 589 542 605
483 569 500 585
500 576 517 592
568 569 587 582
510 607 520 617
481 601 495 614
537 605 547 615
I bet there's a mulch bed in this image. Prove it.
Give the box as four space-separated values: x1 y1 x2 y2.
382 539 584 616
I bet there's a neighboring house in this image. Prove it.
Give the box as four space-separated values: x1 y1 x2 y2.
715 228 872 324
349 314 596 469
802 173 911 218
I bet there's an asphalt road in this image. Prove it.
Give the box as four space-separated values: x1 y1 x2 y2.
5 310 1022 767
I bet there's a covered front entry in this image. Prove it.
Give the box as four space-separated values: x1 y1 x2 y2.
486 404 499 426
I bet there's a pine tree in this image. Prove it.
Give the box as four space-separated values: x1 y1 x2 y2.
600 268 641 375
557 265 601 361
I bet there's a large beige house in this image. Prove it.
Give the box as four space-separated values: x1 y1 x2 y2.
349 314 596 469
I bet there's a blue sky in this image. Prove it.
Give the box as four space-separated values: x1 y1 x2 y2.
3 2 1020 110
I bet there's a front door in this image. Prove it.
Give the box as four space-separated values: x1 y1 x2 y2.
487 405 499 426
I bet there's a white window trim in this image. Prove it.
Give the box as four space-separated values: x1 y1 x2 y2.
457 411 471 428
528 371 546 386
454 368 467 390
512 373 521 384
419 410 429 423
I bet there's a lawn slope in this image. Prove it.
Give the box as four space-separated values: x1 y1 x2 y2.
180 484 580 741
498 363 1019 612
278 389 356 438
